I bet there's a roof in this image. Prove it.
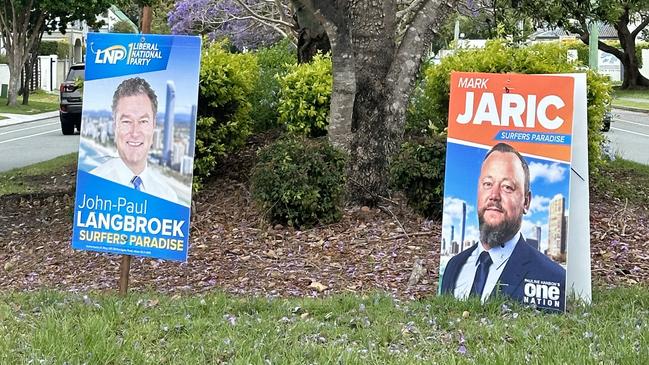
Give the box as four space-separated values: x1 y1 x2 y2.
529 24 619 40
109 5 139 32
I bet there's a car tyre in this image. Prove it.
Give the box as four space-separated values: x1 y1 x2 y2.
61 115 75 135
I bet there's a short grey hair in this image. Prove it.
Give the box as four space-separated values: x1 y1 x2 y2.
111 77 158 118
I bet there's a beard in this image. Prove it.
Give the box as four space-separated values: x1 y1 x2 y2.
478 204 522 248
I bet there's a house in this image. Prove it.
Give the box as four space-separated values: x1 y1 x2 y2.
42 5 138 64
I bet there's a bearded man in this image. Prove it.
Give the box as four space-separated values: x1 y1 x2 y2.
440 143 566 311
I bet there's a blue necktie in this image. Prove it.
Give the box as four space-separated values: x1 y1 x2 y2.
131 176 143 191
470 251 492 297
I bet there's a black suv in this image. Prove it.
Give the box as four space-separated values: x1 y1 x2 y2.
59 64 84 135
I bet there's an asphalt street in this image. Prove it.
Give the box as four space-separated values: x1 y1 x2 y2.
0 117 79 172
606 109 649 165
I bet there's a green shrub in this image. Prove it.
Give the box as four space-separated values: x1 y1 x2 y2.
277 53 332 137
111 19 137 33
38 40 69 58
194 40 258 185
251 137 346 228
250 39 297 132
409 39 611 173
390 133 447 218
0 53 8 64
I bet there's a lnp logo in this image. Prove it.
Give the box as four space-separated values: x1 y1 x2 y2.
94 45 127 64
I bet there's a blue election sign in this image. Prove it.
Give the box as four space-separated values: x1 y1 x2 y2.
71 33 201 262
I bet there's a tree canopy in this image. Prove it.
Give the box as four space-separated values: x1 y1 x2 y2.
0 0 114 105
168 0 290 50
517 0 649 88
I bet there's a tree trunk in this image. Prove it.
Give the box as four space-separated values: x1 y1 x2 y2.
305 1 356 152
617 19 649 89
345 1 397 203
607 8 649 89
6 48 24 106
293 1 331 63
298 0 455 204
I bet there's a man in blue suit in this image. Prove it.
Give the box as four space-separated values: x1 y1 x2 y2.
440 143 566 311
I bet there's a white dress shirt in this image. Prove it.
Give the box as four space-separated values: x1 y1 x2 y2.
453 232 521 302
90 158 178 203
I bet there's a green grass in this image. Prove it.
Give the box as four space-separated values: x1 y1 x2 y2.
594 158 649 206
0 90 59 114
611 88 649 110
0 153 76 196
0 288 647 364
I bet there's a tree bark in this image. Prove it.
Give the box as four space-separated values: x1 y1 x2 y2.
21 35 44 105
292 1 331 63
141 6 153 33
6 47 24 106
297 0 456 204
615 9 649 89
302 0 356 152
580 9 649 89
344 0 397 204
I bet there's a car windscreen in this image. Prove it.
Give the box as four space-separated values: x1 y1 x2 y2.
65 67 85 81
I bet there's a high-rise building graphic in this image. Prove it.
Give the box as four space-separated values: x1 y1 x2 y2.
152 129 162 151
526 225 542 251
450 225 455 248
181 155 193 176
460 202 466 248
162 81 176 166
548 196 566 262
188 104 197 158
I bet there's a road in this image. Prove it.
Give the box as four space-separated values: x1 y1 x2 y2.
605 109 649 165
0 117 79 172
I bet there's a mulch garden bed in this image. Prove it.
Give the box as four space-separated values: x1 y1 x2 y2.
1 137 647 297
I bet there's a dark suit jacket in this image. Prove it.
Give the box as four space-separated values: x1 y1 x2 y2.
440 236 566 311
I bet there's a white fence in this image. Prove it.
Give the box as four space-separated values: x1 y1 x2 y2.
0 55 74 94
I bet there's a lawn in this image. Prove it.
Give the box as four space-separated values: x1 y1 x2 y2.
594 158 649 206
0 288 646 364
611 88 649 110
0 91 59 114
0 153 77 196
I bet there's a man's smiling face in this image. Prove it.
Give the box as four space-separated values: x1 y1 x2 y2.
114 93 155 175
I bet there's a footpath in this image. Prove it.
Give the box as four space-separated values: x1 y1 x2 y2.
0 111 60 127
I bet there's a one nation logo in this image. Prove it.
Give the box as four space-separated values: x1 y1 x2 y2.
523 278 562 309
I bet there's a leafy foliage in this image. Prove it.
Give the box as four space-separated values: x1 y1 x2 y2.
38 41 69 58
0 0 113 104
516 0 649 88
409 39 611 172
390 134 447 218
251 137 346 228
110 19 137 33
194 40 258 186
277 53 332 137
250 39 297 132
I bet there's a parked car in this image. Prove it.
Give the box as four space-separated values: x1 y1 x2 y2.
59 64 84 135
602 106 613 132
